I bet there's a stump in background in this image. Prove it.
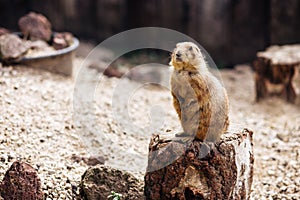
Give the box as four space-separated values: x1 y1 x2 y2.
144 129 254 200
253 44 300 103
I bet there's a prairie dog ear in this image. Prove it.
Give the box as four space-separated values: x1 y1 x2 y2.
194 45 200 53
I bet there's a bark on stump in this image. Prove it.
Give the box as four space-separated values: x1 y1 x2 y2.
253 44 300 103
144 129 254 200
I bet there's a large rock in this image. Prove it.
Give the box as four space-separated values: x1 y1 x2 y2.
0 34 30 61
80 165 144 200
0 161 44 200
18 12 52 41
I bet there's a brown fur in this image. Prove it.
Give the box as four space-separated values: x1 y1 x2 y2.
170 42 229 142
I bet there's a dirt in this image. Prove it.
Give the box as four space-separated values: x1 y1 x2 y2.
222 66 300 199
0 55 299 199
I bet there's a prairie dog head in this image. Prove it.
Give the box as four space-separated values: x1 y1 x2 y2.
170 42 206 72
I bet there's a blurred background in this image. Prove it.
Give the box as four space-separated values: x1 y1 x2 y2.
0 0 299 67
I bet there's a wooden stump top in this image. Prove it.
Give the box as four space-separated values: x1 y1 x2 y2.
257 44 300 66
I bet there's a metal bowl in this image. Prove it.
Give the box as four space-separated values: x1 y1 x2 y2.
17 33 79 76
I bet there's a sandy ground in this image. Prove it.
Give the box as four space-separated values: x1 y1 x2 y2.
222 66 300 200
0 57 299 199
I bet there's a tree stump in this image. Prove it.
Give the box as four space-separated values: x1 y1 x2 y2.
144 129 254 200
253 44 300 103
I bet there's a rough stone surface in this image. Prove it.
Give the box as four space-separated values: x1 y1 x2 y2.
0 34 30 60
80 165 144 200
0 161 44 200
52 32 74 50
144 129 254 200
18 12 52 41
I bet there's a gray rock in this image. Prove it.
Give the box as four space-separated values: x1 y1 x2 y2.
80 165 144 200
0 34 30 60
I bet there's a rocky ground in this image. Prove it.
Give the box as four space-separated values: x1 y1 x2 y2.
0 51 299 199
222 67 300 200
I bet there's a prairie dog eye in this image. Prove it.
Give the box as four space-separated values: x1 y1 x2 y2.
188 46 193 51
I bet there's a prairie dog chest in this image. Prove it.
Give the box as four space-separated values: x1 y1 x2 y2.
171 70 196 99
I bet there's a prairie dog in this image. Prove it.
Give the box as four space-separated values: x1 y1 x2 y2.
170 42 229 142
